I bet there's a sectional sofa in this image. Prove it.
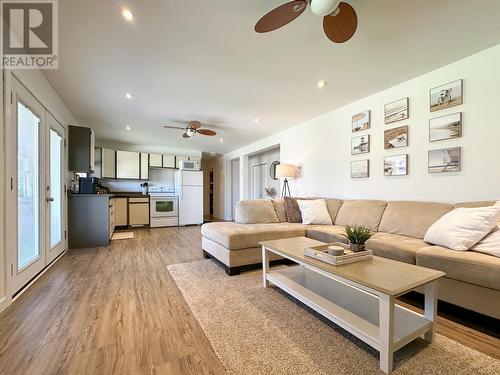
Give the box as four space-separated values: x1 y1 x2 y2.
201 198 500 320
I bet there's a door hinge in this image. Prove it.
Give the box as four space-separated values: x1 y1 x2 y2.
10 177 13 190
10 91 13 104
64 139 66 148
64 184 67 194
11 264 13 276
64 230 67 240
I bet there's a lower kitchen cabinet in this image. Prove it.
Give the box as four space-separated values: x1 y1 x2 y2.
128 197 150 226
114 197 128 226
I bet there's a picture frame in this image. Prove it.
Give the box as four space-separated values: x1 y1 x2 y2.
429 112 462 142
384 125 408 149
352 110 370 133
350 159 369 179
428 147 462 173
351 135 370 155
429 79 463 112
384 98 409 124
384 154 408 176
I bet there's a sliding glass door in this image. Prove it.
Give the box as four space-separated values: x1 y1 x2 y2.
7 77 66 294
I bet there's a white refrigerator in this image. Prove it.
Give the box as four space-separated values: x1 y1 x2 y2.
174 170 204 226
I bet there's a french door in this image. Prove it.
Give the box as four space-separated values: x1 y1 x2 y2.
6 77 66 294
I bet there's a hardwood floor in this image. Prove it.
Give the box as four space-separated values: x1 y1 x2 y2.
0 226 498 374
0 227 225 375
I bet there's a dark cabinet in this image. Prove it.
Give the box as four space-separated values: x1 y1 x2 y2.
68 125 95 172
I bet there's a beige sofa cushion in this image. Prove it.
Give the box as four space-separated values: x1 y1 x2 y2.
379 201 452 239
454 201 496 208
271 199 287 222
365 233 429 264
325 199 344 222
306 226 348 244
416 246 500 290
335 200 387 231
201 222 308 250
234 199 279 224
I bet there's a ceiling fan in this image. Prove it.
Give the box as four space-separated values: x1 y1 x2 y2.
255 0 357 43
163 120 217 139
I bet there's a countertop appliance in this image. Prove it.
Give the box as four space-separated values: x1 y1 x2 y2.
79 177 99 194
179 159 200 171
175 170 203 226
149 186 179 227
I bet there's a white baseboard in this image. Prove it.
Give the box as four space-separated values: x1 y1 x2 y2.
0 296 10 313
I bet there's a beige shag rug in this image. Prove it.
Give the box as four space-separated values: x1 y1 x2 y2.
167 260 500 375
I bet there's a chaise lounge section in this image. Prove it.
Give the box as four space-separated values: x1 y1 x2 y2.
201 198 500 319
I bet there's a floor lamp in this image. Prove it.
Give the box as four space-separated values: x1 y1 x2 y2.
276 164 296 198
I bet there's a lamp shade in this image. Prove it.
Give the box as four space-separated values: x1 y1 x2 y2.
275 164 296 179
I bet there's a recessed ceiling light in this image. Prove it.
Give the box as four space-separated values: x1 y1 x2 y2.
122 8 134 22
125 93 133 99
317 80 327 89
254 118 260 124
125 126 131 130
220 138 224 143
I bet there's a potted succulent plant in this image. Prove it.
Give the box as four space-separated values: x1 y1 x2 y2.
343 225 373 253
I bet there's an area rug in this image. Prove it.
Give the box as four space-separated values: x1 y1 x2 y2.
111 231 134 240
167 260 500 375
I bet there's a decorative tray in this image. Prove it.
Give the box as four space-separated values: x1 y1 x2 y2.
304 242 372 266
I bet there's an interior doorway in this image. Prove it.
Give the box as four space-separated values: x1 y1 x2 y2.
231 158 240 220
248 146 280 201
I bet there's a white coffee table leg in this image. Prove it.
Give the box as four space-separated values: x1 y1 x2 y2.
379 293 394 374
262 245 270 287
424 280 438 342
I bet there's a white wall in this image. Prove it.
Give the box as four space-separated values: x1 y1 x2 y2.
224 44 500 212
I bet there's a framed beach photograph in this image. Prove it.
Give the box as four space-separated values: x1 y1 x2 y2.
429 112 462 142
352 110 370 133
351 135 370 155
350 160 369 178
384 125 408 149
430 79 463 112
384 154 408 176
428 147 462 173
384 98 409 124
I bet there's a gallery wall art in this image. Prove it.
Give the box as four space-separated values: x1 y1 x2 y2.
384 154 408 176
429 112 462 142
428 147 462 173
384 125 408 149
351 135 370 155
384 98 409 124
352 110 370 133
430 79 463 112
350 159 369 178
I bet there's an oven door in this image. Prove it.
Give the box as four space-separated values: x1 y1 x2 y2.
150 196 178 218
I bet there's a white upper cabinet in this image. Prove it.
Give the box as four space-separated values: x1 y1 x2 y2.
162 154 175 168
116 150 140 179
189 156 201 162
149 153 162 167
140 153 149 180
102 148 116 178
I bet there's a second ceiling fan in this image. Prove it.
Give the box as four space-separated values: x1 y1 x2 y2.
255 0 357 43
163 121 217 139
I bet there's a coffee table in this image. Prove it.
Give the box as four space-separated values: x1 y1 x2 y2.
260 237 445 374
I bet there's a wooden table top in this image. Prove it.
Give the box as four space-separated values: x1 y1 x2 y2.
260 237 445 296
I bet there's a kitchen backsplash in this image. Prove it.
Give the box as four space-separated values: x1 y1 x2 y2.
101 168 175 192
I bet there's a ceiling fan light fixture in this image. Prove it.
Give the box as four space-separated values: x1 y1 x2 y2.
186 128 196 137
311 0 340 17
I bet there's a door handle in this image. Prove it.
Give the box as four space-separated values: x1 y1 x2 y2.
46 196 54 202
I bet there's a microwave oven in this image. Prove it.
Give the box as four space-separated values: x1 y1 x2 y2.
179 160 200 171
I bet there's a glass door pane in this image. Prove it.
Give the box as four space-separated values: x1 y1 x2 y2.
49 129 62 247
17 102 40 269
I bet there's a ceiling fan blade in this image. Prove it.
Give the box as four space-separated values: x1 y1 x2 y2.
182 133 190 138
323 2 357 43
163 125 185 130
188 120 202 129
255 0 307 33
197 129 217 136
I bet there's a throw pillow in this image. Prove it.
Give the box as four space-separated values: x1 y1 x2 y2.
471 225 500 258
297 199 333 225
271 199 288 222
283 197 302 223
234 199 279 224
424 205 500 251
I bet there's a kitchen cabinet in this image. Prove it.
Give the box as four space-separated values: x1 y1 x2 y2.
140 153 149 179
114 198 128 226
150 153 162 167
102 148 116 178
162 154 175 168
189 156 201 162
93 147 102 178
116 150 140 179
68 125 95 172
128 197 149 226
109 198 116 239
176 156 189 169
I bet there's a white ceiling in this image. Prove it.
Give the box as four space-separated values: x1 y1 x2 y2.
43 0 500 154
